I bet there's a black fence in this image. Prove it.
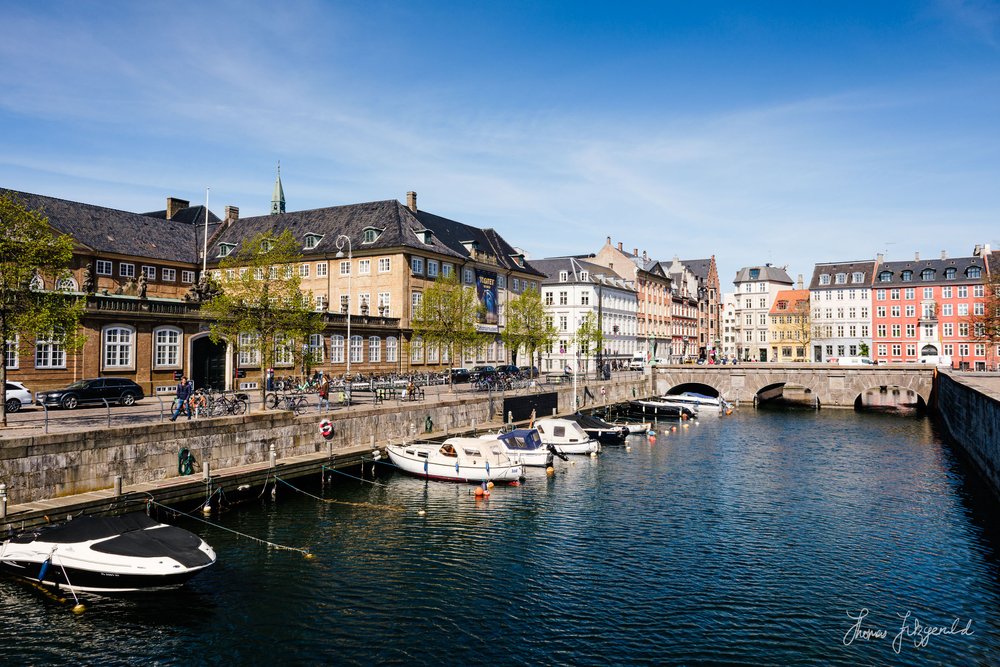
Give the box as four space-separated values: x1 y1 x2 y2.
502 391 558 423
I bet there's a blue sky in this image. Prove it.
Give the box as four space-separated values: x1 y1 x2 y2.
1 0 998 286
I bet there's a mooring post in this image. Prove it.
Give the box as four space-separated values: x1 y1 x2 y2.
114 475 122 497
0 482 7 520
507 410 513 424
269 443 277 468
203 461 210 480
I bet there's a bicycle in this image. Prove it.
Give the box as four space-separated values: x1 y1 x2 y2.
208 391 248 416
273 392 309 415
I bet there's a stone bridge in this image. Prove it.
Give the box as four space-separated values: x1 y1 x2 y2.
652 364 936 409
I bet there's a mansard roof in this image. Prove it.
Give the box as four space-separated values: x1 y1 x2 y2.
533 256 631 287
874 256 985 287
808 260 877 290
143 205 221 226
3 188 212 264
208 198 544 276
734 265 793 285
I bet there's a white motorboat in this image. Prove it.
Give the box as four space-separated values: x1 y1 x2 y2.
480 428 554 467
0 513 216 593
628 399 698 419
386 438 524 483
533 418 601 455
663 392 723 407
609 421 652 434
563 413 629 444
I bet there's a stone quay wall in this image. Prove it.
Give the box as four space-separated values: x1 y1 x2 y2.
0 375 651 506
934 370 1000 495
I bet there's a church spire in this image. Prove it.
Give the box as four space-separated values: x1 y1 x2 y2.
271 161 285 215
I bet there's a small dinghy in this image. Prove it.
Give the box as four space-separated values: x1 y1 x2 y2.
0 513 216 593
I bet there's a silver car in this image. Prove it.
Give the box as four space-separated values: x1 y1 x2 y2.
5 381 32 413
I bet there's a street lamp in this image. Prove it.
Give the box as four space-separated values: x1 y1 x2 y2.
334 234 352 376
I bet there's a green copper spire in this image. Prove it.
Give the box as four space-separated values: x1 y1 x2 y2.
271 162 285 215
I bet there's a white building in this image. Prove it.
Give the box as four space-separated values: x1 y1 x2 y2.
733 264 794 362
721 293 738 360
534 256 638 374
808 260 876 361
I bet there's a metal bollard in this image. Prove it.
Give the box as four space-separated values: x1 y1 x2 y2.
103 398 111 428
0 482 6 520
269 443 277 467
203 461 210 480
507 411 513 424
114 475 122 497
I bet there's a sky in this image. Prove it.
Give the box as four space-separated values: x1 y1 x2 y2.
1 0 998 288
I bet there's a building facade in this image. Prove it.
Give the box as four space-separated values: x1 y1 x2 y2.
768 289 811 362
808 260 876 362
733 264 794 362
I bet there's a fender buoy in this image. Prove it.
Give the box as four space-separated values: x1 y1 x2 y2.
178 448 196 476
319 419 334 440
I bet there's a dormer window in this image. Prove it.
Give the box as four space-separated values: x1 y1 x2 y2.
580 271 589 281
462 240 479 255
363 227 384 244
900 270 912 282
835 273 847 284
967 266 982 279
777 301 787 310
749 269 760 281
852 272 864 283
304 233 324 250
945 267 957 279
559 271 568 282
217 243 236 257
920 268 935 281
819 274 830 285
260 239 272 253
878 271 893 283
509 253 525 268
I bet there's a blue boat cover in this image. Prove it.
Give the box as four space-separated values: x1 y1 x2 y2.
498 429 544 451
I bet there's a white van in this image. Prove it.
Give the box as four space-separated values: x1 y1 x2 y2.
837 357 874 366
629 353 646 370
918 355 952 366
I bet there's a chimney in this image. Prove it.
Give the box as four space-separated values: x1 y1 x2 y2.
406 191 417 212
166 197 189 220
940 250 947 260
606 236 611 245
797 274 803 290
642 250 648 262
617 242 623 251
633 248 638 256
225 205 240 227
877 252 884 264
915 251 920 261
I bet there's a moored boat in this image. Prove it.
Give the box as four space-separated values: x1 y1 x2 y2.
533 418 601 455
563 413 629 444
662 392 722 407
0 513 216 594
480 428 554 467
386 438 523 482
628 399 698 419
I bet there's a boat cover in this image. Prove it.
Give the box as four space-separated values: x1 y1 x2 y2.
91 525 213 567
497 429 544 451
10 513 161 544
566 413 618 430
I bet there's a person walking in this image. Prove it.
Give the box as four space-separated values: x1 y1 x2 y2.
317 372 330 412
170 376 193 421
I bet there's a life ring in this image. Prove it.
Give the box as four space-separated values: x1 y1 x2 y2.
319 419 334 440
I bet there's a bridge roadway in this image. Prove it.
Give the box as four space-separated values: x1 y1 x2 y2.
652 363 936 409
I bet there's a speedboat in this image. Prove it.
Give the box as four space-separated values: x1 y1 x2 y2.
0 512 216 593
480 428 554 467
386 438 523 482
533 418 601 455
628 399 697 419
563 413 628 444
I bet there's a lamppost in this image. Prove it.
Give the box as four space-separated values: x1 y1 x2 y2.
334 234 352 376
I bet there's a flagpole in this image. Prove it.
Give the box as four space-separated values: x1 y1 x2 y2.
202 187 210 275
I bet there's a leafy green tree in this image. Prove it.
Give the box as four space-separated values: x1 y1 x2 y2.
501 287 555 374
200 230 323 407
0 192 85 426
411 273 484 381
968 269 1000 359
574 311 604 378
858 341 870 358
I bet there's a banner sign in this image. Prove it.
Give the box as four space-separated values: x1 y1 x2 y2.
476 269 498 325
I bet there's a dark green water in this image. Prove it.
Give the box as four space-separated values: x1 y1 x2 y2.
2 410 998 665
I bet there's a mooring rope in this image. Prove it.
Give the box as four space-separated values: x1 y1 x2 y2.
275 476 405 512
147 500 312 556
322 464 391 488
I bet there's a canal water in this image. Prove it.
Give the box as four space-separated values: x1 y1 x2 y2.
2 409 999 665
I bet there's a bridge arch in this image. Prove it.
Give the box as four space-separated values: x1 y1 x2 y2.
663 382 722 399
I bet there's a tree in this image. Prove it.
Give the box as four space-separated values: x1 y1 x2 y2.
858 341 870 358
200 230 323 407
411 273 484 382
574 311 604 378
0 192 85 426
501 287 555 374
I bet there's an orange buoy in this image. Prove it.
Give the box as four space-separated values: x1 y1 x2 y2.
647 435 655 444
486 481 495 489
510 480 520 487
546 466 555 475
474 486 485 497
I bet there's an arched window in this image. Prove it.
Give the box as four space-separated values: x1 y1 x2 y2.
330 335 345 363
920 268 935 281
878 271 892 283
350 335 364 364
967 266 982 279
944 267 956 279
57 276 78 291
410 336 424 363
368 336 381 363
308 334 325 363
900 270 912 282
386 337 398 363
153 326 183 368
29 273 45 291
103 325 135 369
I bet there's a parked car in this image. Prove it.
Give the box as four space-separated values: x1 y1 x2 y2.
496 364 521 378
35 378 145 409
518 365 540 378
470 365 496 382
5 381 33 413
450 368 471 383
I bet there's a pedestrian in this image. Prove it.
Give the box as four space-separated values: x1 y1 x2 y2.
170 376 193 421
317 373 330 412
266 368 275 392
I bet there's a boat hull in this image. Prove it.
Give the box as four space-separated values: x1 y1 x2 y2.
0 558 210 593
386 445 523 482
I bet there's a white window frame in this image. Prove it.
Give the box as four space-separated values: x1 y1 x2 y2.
238 333 261 366
359 259 371 275
181 270 195 284
340 261 351 276
162 268 177 282
308 334 325 363
103 324 136 370
141 265 156 280
120 263 135 278
350 335 364 364
378 257 391 273
153 327 183 368
35 334 66 369
300 264 311 278
330 335 345 363
412 257 424 274
442 263 453 278
5 335 19 369
386 336 398 363
96 260 113 276
427 260 439 278
369 336 381 362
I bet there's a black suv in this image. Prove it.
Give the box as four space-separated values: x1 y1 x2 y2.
450 368 471 383
35 378 145 409
496 364 521 378
470 365 496 383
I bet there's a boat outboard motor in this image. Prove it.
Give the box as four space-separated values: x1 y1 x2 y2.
547 444 569 462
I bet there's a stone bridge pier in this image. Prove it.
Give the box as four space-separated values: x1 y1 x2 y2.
652 364 936 409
